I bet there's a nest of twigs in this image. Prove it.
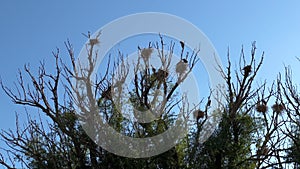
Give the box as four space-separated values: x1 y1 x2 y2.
272 103 285 113
141 48 153 61
156 69 169 82
256 103 268 113
194 110 205 120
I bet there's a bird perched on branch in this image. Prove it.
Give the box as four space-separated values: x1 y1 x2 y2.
101 85 112 100
207 99 211 107
243 65 252 76
176 59 188 80
180 41 185 49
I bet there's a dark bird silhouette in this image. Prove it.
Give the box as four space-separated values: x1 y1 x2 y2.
180 41 185 49
243 65 252 76
207 99 211 107
82 31 91 38
151 66 156 74
101 85 112 100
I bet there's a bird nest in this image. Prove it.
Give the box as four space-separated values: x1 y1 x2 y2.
256 103 268 113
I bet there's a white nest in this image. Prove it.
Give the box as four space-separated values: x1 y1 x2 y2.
141 48 153 61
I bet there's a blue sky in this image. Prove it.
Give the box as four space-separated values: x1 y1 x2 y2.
0 0 300 154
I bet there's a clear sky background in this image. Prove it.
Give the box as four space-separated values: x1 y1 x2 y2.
0 0 300 156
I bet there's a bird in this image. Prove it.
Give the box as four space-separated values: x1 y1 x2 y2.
207 99 211 107
101 85 112 100
82 31 91 38
179 41 185 58
180 41 185 49
176 59 188 79
151 66 156 74
243 65 252 76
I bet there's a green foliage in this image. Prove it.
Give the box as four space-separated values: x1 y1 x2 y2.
185 110 256 169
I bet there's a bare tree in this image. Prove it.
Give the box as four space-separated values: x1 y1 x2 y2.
278 63 300 168
0 33 204 168
1 32 298 169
